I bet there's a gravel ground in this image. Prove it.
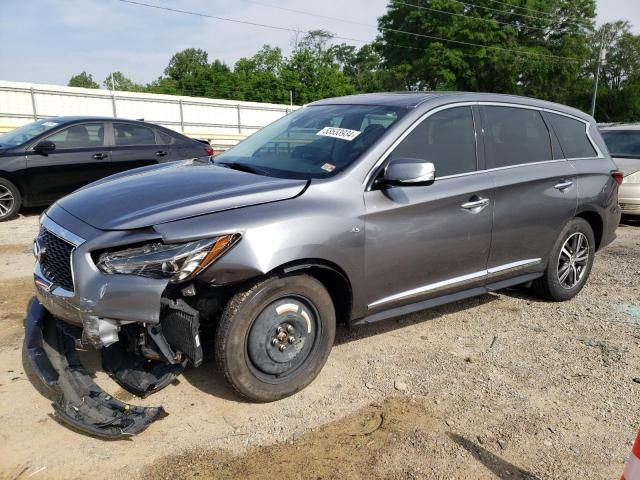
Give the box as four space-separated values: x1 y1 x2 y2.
0 212 638 479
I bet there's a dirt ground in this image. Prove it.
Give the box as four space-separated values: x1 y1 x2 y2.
0 211 639 480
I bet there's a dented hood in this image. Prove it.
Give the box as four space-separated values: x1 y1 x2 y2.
57 161 307 230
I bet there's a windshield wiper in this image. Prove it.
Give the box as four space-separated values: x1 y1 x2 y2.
216 161 271 176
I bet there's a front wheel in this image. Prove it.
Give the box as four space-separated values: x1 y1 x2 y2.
533 217 596 302
215 274 336 402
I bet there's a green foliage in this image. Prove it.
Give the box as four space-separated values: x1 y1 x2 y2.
68 71 99 89
104 71 143 92
64 5 640 121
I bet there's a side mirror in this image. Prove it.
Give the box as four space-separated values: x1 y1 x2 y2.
380 158 435 187
33 140 56 155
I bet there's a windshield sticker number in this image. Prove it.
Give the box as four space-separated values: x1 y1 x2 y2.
321 163 336 172
42 122 59 127
316 126 361 142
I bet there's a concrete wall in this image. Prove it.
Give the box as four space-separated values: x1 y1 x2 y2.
0 80 299 150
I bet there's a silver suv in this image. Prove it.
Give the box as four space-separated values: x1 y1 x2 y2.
25 93 621 438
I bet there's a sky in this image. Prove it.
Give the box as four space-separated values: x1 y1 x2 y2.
0 0 638 88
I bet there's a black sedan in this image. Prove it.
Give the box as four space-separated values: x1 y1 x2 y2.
0 116 213 221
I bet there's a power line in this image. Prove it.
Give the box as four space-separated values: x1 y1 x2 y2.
448 0 585 28
486 0 567 18
117 0 583 63
394 0 552 33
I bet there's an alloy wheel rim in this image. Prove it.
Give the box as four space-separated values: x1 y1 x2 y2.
557 232 590 289
0 186 14 218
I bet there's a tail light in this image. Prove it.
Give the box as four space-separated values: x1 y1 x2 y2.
205 145 214 157
611 170 624 185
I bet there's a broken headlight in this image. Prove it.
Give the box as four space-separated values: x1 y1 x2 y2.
96 234 240 283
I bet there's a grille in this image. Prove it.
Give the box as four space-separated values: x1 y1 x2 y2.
39 228 74 291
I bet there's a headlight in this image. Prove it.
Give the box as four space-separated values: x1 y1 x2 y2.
96 234 240 283
624 171 640 184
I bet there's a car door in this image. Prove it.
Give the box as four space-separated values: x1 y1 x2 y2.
364 105 494 312
25 122 109 203
109 122 169 174
479 105 578 279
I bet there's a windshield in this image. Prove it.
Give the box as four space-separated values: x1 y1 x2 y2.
0 119 63 148
601 130 640 158
216 104 406 179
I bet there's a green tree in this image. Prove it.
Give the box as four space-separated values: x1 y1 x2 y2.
163 48 211 96
234 46 288 103
283 30 355 104
104 71 143 92
376 0 595 103
68 72 99 89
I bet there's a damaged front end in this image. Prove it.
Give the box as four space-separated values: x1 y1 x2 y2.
25 295 212 439
25 299 169 439
26 211 230 438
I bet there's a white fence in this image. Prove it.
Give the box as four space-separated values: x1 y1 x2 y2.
0 80 299 150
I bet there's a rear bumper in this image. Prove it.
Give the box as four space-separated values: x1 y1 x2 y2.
619 200 640 216
23 298 167 439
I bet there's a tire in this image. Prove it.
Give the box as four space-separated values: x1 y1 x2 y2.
215 274 336 402
533 217 596 302
0 178 21 222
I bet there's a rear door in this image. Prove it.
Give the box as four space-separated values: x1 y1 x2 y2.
109 122 168 174
480 105 577 280
364 105 494 312
25 122 109 202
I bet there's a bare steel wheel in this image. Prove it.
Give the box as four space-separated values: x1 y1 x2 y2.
557 232 590 289
533 217 595 302
215 274 335 402
0 178 21 221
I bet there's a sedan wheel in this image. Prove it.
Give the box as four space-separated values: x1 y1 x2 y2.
0 179 21 221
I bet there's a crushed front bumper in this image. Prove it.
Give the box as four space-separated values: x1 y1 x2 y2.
24 298 168 439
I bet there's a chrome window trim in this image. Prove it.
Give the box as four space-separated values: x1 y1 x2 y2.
40 214 85 247
368 258 542 309
364 100 603 187
364 102 476 188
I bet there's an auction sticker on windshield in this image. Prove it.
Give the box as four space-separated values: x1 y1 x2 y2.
317 126 361 141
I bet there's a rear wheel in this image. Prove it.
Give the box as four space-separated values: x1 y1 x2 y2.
533 217 595 301
215 274 335 402
0 178 21 222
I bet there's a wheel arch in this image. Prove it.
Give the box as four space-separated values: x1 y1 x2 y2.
575 210 604 251
276 259 353 326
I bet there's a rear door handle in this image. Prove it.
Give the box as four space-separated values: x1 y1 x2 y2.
554 180 573 191
155 150 168 157
461 197 490 211
92 153 108 160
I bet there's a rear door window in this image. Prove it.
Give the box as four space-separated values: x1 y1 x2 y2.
46 123 105 149
391 106 477 178
114 123 157 146
481 106 552 168
547 113 597 159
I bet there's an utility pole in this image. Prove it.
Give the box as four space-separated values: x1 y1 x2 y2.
110 72 118 117
591 31 607 118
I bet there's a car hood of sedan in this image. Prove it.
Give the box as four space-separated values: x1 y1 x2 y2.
57 160 308 230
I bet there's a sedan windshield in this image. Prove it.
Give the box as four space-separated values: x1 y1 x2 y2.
601 130 640 158
216 104 406 179
0 119 62 147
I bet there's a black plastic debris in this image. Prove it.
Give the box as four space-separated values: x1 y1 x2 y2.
24 299 167 439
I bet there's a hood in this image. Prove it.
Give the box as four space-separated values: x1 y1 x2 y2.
57 161 308 230
612 157 640 176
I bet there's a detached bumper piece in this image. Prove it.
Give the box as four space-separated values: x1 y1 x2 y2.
24 299 167 439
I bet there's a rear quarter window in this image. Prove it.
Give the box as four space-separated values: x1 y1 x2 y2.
547 113 597 159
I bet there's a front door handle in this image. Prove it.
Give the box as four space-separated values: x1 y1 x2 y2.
92 153 108 160
461 197 490 212
554 180 573 191
155 150 168 157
